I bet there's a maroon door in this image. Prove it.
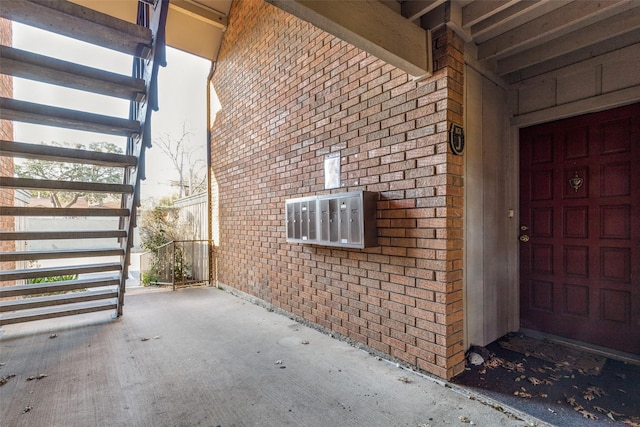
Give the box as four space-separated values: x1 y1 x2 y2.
519 104 640 355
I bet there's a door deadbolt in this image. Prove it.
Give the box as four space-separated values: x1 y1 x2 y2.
519 235 530 242
520 225 528 231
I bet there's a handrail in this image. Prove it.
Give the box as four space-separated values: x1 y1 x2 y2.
118 0 169 315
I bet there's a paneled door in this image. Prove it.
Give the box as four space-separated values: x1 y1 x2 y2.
519 104 640 354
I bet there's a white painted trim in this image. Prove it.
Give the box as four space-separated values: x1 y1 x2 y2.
511 85 640 127
509 43 640 88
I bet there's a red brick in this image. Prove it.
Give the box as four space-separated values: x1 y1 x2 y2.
210 0 465 381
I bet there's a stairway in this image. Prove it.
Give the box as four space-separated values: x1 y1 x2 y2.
0 0 169 325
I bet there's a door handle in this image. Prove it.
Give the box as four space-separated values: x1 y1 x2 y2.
519 235 530 242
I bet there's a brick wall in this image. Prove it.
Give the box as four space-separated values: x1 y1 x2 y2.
0 17 15 277
210 0 465 379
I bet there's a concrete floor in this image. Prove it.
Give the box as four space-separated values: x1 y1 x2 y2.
0 287 547 427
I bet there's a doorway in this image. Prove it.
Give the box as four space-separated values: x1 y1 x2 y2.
519 104 640 354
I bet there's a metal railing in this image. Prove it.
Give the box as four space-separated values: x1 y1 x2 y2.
140 240 209 290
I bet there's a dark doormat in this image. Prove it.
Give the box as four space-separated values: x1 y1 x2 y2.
451 334 640 427
499 335 607 375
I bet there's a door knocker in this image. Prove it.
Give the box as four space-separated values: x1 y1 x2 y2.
569 171 584 192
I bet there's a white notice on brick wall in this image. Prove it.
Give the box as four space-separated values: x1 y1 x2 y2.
324 152 340 190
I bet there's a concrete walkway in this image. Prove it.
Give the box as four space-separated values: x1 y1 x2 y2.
0 287 548 427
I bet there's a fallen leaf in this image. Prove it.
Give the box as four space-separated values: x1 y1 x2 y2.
458 415 471 423
26 374 47 381
593 406 607 413
274 360 283 365
607 412 616 421
0 374 16 386
514 375 526 382
502 361 525 373
578 409 598 420
301 340 309 345
513 390 532 398
539 393 548 398
528 377 542 385
484 357 503 369
153 336 161 340
543 379 553 385
140 337 150 342
49 334 57 339
398 376 411 383
22 406 33 414
623 418 640 427
566 395 577 406
586 386 605 397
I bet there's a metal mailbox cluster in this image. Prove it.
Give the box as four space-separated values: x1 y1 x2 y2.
285 191 378 248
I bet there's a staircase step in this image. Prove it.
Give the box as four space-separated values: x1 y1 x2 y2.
0 276 120 298
0 46 146 101
0 140 137 167
0 0 152 57
0 289 118 313
0 248 124 262
0 299 117 326
0 262 122 282
0 98 141 136
1 207 129 217
0 177 134 194
0 230 127 241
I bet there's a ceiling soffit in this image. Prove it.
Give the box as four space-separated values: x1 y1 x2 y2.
399 0 640 83
70 0 231 61
71 0 639 85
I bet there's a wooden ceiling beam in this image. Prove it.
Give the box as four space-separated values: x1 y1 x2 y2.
498 8 640 76
267 0 432 79
470 0 570 43
462 0 520 28
478 0 632 61
169 0 227 30
401 0 445 22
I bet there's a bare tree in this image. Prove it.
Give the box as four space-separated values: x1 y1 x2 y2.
153 123 206 198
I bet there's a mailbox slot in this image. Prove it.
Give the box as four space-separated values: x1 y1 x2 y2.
285 191 377 248
349 197 361 244
329 199 339 242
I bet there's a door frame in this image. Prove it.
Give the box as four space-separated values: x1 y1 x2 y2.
511 101 640 354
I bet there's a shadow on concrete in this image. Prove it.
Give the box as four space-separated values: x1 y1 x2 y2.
1 287 546 427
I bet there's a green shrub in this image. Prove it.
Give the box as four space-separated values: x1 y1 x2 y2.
27 274 78 284
142 271 159 286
